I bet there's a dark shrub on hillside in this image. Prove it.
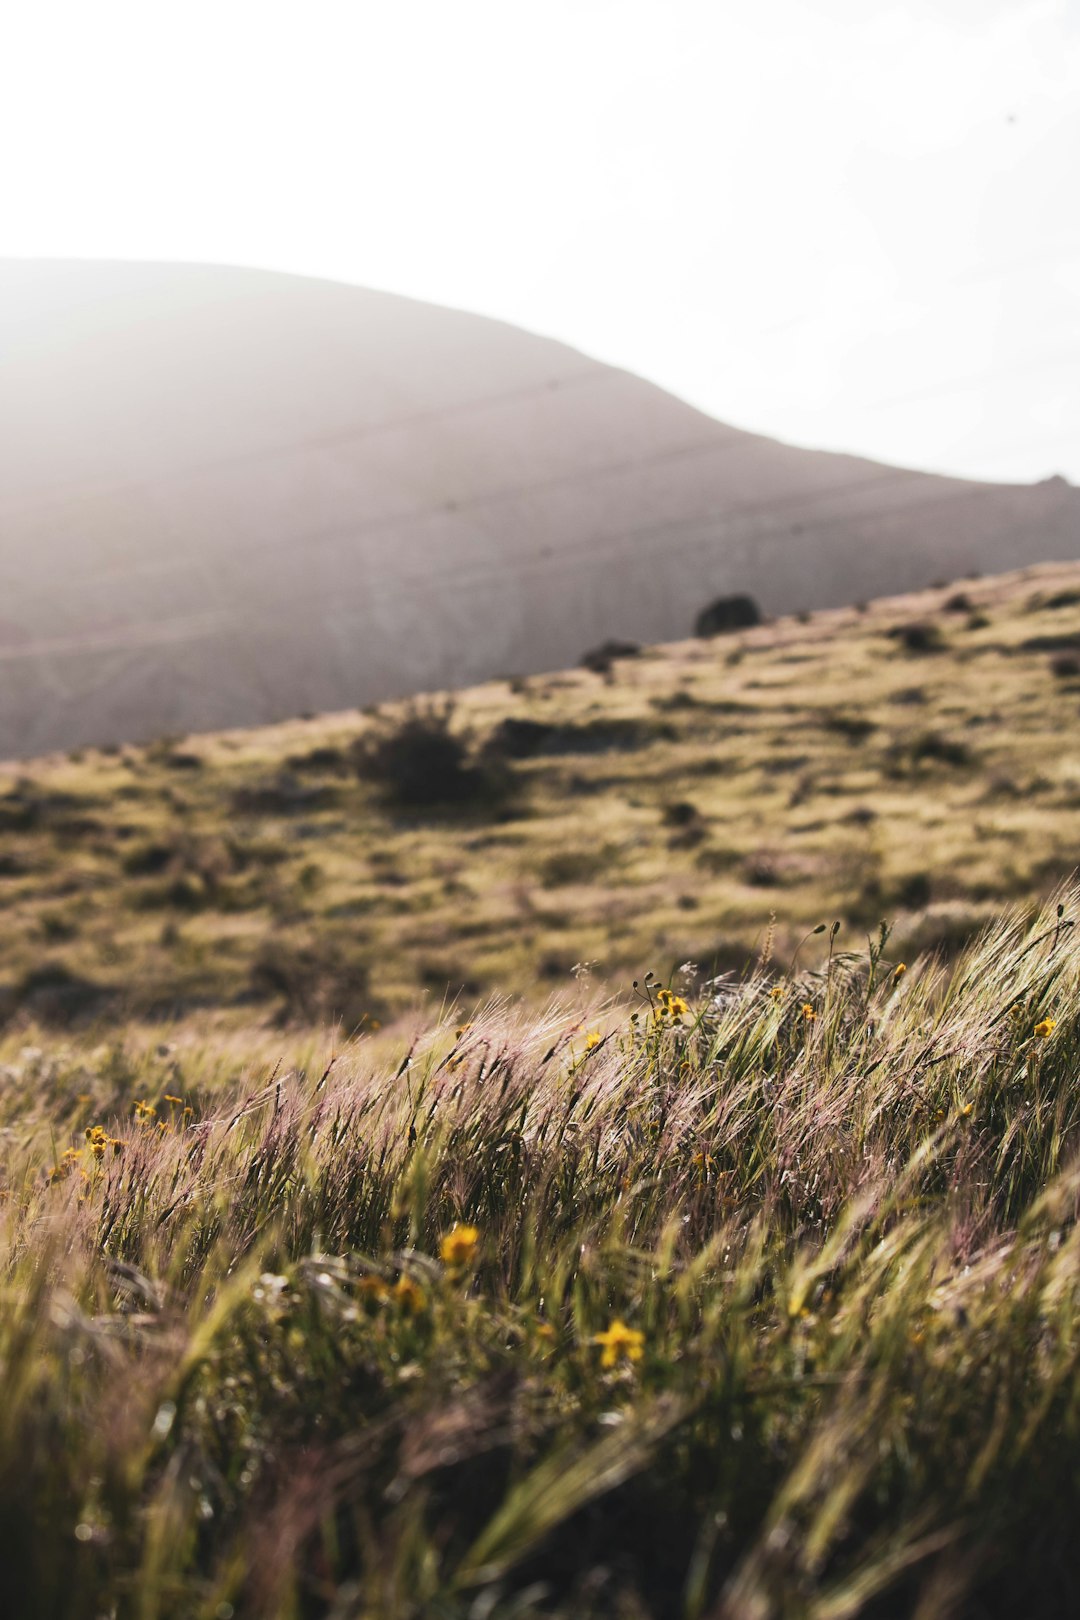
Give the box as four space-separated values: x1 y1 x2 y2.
694 593 761 637
357 701 511 812
821 710 876 742
250 937 371 1027
887 621 946 654
580 638 642 675
4 963 111 1025
909 731 973 767
663 799 706 848
122 841 178 876
538 849 607 887
484 717 558 758
943 591 974 613
231 773 339 815
1023 631 1080 655
485 714 663 761
885 730 973 776
897 871 933 909
286 744 349 774
1050 652 1080 680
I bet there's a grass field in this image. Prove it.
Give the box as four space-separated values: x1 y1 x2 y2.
1 561 1079 1037
2 888 1079 1616
2 561 1080 1616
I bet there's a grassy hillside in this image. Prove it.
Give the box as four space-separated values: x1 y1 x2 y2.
1 889 1079 1616
1 561 1078 1035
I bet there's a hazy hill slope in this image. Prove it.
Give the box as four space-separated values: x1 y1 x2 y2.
1 259 1078 756
1 562 1077 1030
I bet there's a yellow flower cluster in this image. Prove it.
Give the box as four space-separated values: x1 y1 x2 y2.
357 1273 427 1313
439 1223 480 1266
1034 1018 1056 1038
84 1124 124 1160
592 1318 645 1368
653 988 689 1025
47 1123 124 1184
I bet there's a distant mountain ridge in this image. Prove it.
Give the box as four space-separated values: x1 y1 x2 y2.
1 259 1077 757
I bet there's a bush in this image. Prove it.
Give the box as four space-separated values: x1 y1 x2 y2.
821 710 876 743
886 620 946 654
356 700 511 813
694 593 761 637
580 638 642 675
250 936 371 1026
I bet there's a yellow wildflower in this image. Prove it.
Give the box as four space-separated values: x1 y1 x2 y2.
653 989 689 1025
584 1030 602 1051
592 1318 645 1369
393 1275 426 1314
357 1275 390 1303
1034 1018 1056 1038
769 985 784 1001
893 963 907 979
439 1223 480 1266
801 1003 817 1022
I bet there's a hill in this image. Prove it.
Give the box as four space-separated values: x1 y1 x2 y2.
1 561 1077 1033
1 258 1078 757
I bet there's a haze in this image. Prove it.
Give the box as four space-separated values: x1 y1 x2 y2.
2 0 1077 485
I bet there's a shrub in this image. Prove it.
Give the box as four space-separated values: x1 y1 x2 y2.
885 730 973 776
694 593 761 637
250 936 371 1026
886 620 946 654
356 700 511 813
580 638 642 675
539 849 607 887
821 710 876 743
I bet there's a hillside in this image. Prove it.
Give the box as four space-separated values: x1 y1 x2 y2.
1 259 1078 757
1 561 1078 1033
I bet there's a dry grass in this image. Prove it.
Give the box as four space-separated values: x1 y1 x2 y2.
0 562 1078 1036
0 889 1078 1615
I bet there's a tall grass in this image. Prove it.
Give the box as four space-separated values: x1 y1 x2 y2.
1 890 1079 1616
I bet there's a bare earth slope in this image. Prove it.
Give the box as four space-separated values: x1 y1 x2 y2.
1 259 1078 756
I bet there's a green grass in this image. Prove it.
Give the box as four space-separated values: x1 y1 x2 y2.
1 889 1079 1616
1 561 1079 1034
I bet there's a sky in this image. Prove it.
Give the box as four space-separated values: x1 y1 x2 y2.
1 0 1077 484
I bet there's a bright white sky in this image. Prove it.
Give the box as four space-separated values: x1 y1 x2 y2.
2 0 1078 483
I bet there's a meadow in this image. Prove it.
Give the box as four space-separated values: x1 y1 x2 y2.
2 890 1079 1617
1 561 1080 1616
